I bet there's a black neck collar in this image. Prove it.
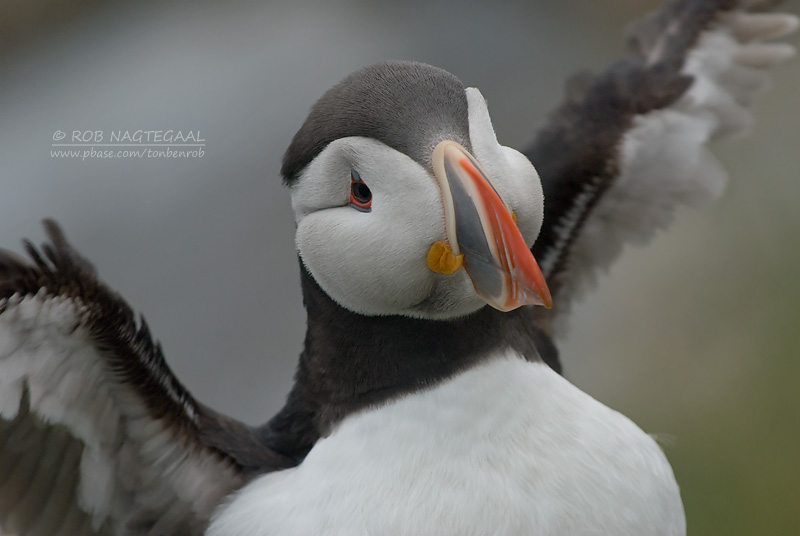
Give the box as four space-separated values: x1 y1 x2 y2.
263 262 558 462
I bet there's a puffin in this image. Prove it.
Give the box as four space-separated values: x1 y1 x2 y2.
0 0 796 535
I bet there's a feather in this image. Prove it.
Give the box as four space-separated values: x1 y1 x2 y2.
527 0 796 337
0 222 294 535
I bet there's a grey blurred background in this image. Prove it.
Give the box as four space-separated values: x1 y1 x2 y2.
1 0 798 533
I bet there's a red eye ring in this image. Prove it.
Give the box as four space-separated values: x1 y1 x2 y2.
349 170 372 212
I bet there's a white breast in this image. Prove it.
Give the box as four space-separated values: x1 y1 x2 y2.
208 353 685 536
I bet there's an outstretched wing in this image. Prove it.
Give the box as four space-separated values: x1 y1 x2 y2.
0 221 295 536
526 0 797 337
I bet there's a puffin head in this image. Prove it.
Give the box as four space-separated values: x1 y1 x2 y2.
283 61 551 320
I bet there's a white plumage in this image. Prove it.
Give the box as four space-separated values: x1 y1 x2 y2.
0 2 796 535
209 353 684 536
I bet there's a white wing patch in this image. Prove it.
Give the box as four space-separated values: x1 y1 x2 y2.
552 10 797 331
0 291 241 535
0 292 117 531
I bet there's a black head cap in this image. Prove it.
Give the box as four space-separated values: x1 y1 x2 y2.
281 61 471 186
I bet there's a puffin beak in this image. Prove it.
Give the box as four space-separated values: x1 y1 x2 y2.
430 141 552 311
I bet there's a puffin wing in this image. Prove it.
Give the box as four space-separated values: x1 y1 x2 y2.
526 0 797 335
0 221 293 536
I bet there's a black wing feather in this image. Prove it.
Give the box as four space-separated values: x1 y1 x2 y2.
526 0 795 340
0 221 296 536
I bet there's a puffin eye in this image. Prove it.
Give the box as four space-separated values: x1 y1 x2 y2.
349 169 372 212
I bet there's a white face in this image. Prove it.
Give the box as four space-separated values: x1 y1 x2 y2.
290 88 544 319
